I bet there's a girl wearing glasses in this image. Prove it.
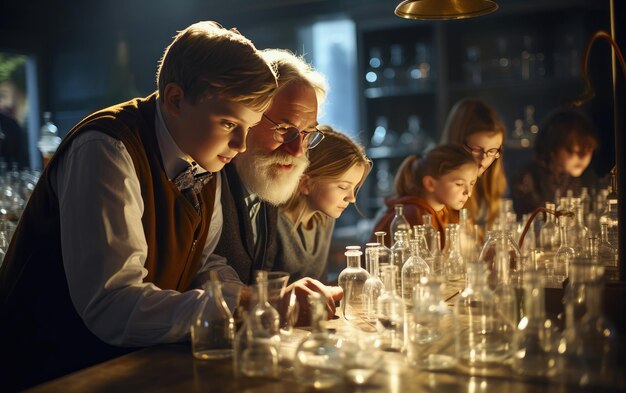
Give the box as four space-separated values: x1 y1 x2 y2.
372 144 477 248
511 108 598 215
275 126 371 283
440 98 507 229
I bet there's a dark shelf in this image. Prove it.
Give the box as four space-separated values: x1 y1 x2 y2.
364 82 436 99
366 146 418 159
448 77 583 94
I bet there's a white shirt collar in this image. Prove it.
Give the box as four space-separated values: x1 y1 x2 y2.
155 101 207 180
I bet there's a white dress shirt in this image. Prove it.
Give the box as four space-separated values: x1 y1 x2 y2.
51 101 240 347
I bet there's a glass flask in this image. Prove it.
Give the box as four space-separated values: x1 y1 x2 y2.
456 263 514 366
599 170 618 249
444 224 465 282
421 213 436 252
479 229 522 287
401 239 431 308
374 231 393 265
390 204 411 244
191 272 235 360
552 216 576 285
559 260 619 387
429 231 444 278
598 222 618 267
338 249 369 321
294 293 343 389
407 277 459 370
377 265 405 352
238 271 281 378
390 230 410 293
539 202 559 262
338 330 383 385
459 208 479 263
363 243 385 323
512 270 559 377
492 234 519 328
568 198 589 256
412 225 432 260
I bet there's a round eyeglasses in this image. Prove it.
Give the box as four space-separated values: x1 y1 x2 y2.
262 114 325 149
464 143 502 159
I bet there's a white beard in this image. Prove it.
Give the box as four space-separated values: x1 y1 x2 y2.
234 148 309 206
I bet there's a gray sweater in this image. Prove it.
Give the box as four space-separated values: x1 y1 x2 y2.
274 212 335 284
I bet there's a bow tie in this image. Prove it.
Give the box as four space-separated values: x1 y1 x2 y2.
173 164 213 213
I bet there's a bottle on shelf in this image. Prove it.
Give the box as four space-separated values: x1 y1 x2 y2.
37 112 62 168
407 42 432 88
365 46 383 88
382 44 405 89
463 45 482 85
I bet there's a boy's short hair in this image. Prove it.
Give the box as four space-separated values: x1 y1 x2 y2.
157 21 277 112
260 48 328 109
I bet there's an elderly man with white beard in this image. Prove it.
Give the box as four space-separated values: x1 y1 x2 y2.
209 49 343 323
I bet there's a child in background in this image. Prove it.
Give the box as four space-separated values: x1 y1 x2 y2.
275 126 372 283
372 144 477 248
440 98 507 229
511 108 599 215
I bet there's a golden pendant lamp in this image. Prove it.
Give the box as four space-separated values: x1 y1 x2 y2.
395 0 498 20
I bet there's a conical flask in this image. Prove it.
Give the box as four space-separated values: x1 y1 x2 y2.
294 293 342 389
191 271 235 360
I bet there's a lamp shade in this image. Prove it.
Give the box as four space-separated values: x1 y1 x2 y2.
395 0 498 20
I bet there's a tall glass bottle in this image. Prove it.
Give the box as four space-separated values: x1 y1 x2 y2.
363 243 385 323
421 213 436 252
338 250 369 321
37 112 62 168
377 265 405 352
598 222 618 267
568 199 589 256
458 208 479 263
390 230 410 293
240 271 281 378
390 204 411 244
401 239 431 308
374 231 393 265
599 176 618 250
430 231 444 278
492 235 519 328
412 225 432 260
539 202 559 258
552 216 576 285
444 224 464 282
512 270 559 377
294 293 342 389
191 272 235 360
456 263 513 366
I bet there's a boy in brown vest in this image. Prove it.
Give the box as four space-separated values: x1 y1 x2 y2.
0 21 276 391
